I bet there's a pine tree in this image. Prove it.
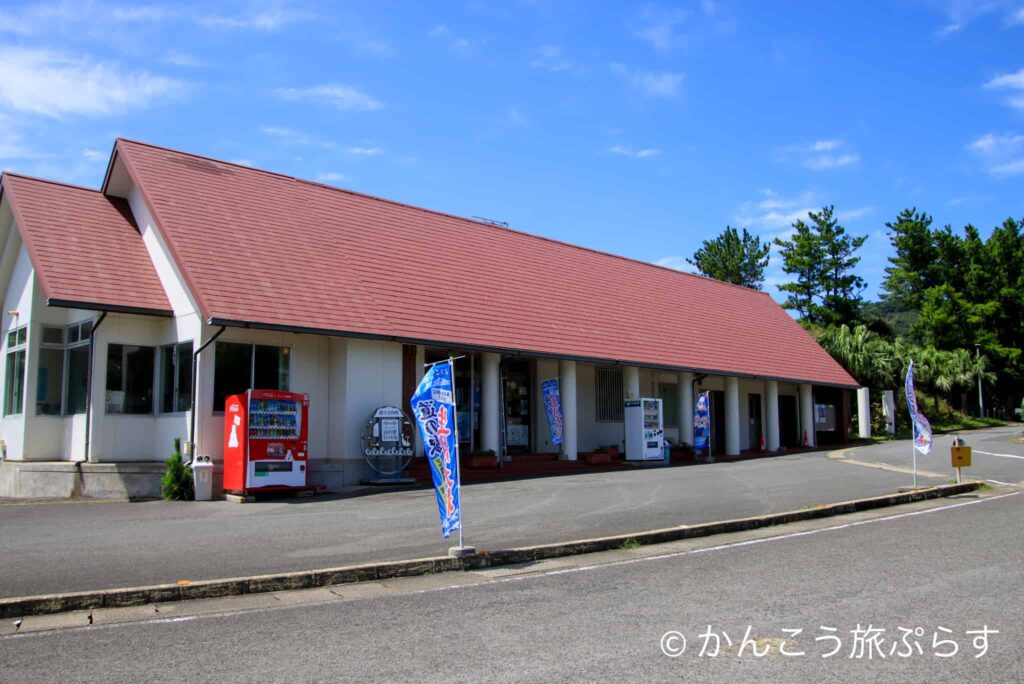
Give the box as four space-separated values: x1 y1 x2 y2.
687 226 770 289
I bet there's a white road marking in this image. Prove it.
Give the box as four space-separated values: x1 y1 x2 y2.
4 491 1019 640
973 450 1024 461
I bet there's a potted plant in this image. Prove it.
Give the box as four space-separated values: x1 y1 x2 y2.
466 448 498 469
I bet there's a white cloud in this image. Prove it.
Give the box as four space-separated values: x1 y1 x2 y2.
0 2 171 35
163 51 205 68
968 132 1024 154
611 63 684 98
346 146 382 156
969 132 1024 176
778 138 860 170
82 148 107 162
634 9 688 52
808 139 842 152
805 153 860 170
230 159 255 167
653 256 695 272
985 67 1024 90
609 145 662 158
274 84 382 111
200 4 313 31
428 24 471 52
530 45 576 73
316 171 351 183
0 47 182 118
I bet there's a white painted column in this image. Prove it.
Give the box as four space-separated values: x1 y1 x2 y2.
724 376 740 456
481 352 501 455
623 366 640 399
881 390 895 434
799 383 815 447
678 371 693 446
765 380 780 452
857 387 871 439
559 360 577 461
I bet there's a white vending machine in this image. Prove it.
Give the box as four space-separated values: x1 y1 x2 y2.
625 398 664 461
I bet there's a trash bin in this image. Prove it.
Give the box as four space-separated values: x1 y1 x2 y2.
191 456 214 501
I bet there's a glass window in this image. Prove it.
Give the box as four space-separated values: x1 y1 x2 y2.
160 342 194 413
36 347 64 415
4 349 25 415
16 327 26 346
213 342 290 411
105 344 155 414
66 346 89 414
254 344 289 391
658 382 679 428
595 368 624 422
6 330 16 347
41 326 64 346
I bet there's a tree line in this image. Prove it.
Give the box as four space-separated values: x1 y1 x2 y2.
687 207 1023 421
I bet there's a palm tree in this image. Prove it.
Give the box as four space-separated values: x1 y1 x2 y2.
817 324 895 389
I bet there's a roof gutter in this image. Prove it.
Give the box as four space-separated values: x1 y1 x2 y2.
207 316 859 389
47 298 173 318
82 311 108 463
187 325 226 460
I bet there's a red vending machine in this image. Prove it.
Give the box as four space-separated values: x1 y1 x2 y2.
223 389 309 494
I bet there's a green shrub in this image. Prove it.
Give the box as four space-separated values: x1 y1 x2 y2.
161 438 194 501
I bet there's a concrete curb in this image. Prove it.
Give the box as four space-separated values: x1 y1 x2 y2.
0 481 979 619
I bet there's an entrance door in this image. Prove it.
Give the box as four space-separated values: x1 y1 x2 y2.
711 390 726 455
748 394 762 449
502 359 531 455
779 395 799 447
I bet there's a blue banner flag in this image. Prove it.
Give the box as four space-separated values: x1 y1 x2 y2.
693 391 710 452
905 361 933 455
410 360 462 539
905 360 919 417
541 378 563 447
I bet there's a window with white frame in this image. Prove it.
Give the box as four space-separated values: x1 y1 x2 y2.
36 325 65 415
213 342 290 411
4 325 27 416
595 367 624 422
65 321 93 415
106 344 155 414
160 342 194 413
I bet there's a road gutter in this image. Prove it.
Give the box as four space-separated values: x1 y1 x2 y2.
0 481 981 620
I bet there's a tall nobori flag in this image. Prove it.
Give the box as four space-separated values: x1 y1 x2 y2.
541 378 563 447
693 391 711 452
410 360 462 539
905 361 933 455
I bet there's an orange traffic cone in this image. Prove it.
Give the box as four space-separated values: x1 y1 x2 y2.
759 433 766 452
802 430 809 447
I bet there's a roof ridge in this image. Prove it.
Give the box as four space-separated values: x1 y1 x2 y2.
1 171 103 194
116 137 770 296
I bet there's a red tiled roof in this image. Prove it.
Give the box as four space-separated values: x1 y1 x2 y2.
1 173 172 316
114 139 856 386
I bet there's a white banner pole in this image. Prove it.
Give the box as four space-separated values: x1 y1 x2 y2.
448 356 465 550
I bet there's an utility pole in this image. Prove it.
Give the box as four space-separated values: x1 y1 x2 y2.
975 344 984 418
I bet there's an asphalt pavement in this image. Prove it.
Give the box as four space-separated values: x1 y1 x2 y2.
0 426 1019 599
1 478 1020 682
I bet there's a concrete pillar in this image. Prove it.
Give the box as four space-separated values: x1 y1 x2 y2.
881 390 895 434
724 376 740 456
799 383 815 447
623 365 640 399
481 352 501 455
765 380 780 452
678 371 694 446
559 360 577 461
857 387 871 440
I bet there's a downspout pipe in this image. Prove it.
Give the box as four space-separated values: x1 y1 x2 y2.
188 325 226 460
83 312 108 463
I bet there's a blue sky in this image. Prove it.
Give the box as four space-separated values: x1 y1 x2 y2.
1 1 1022 303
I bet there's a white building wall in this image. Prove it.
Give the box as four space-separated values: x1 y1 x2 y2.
576 363 626 452
0 242 34 460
